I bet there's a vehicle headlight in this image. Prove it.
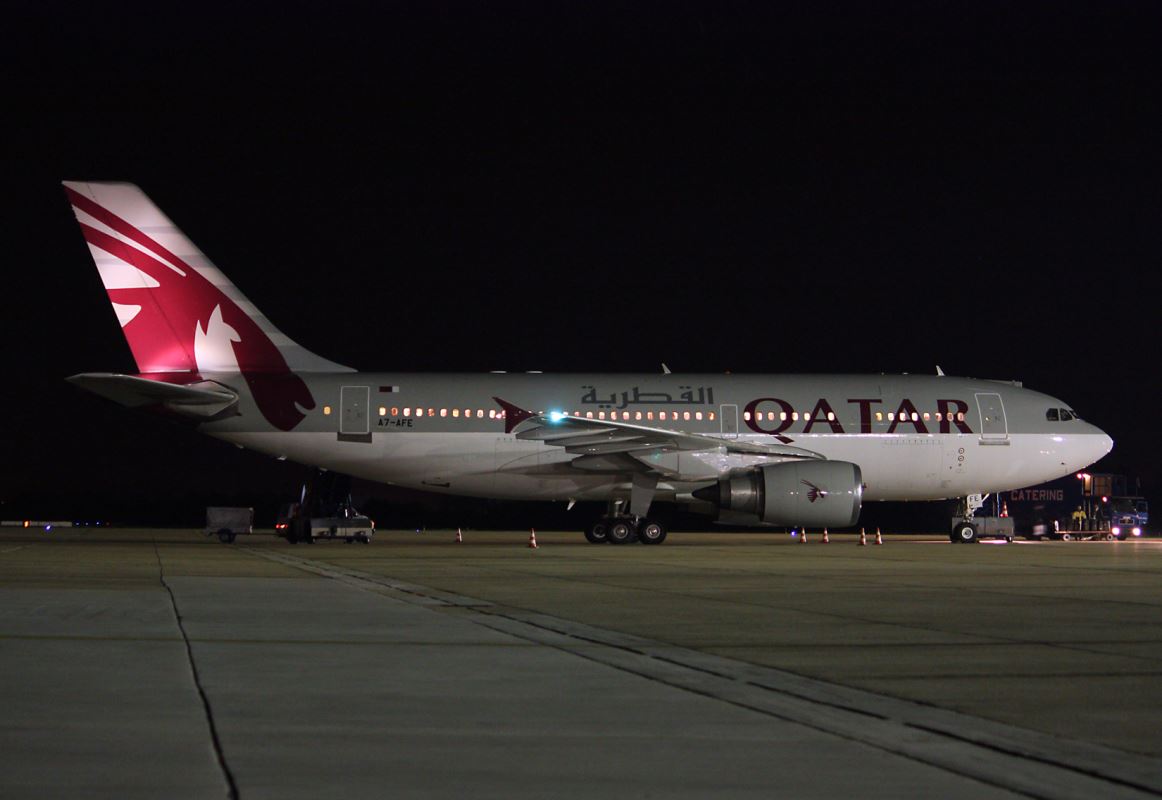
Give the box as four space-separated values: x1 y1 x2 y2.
1111 526 1121 536
1133 527 1142 536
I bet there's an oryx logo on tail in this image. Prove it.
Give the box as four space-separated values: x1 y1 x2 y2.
63 182 346 431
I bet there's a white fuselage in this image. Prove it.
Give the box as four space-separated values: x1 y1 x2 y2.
201 372 1113 508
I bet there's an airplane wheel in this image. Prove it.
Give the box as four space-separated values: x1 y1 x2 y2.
607 520 634 545
638 520 667 545
952 522 977 544
585 520 610 544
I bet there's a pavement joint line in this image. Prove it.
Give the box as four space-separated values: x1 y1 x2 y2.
245 545 1162 800
242 547 494 607
0 546 26 554
467 609 1152 800
153 541 239 800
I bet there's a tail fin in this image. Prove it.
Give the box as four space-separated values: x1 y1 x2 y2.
64 181 350 430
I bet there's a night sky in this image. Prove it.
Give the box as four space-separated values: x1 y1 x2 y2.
5 3 1160 526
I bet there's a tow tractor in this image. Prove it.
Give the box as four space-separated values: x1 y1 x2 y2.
950 493 1014 544
276 470 374 544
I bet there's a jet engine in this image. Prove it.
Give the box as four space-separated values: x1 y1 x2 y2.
693 461 863 527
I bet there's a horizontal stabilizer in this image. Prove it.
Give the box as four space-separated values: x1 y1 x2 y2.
68 373 239 418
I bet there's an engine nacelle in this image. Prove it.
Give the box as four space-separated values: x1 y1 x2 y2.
694 461 863 527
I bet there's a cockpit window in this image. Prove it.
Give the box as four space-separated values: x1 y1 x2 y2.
1046 408 1059 421
1059 409 1074 421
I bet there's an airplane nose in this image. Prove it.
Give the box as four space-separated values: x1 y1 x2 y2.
1086 425 1114 465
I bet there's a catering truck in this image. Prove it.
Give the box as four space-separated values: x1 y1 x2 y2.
1000 473 1148 540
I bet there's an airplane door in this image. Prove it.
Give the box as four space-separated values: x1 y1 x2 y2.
720 404 739 439
975 392 1008 442
340 386 370 436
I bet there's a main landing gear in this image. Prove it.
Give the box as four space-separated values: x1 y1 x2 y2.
585 516 667 545
585 478 667 545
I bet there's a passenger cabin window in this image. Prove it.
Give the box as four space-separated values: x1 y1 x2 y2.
1046 408 1059 421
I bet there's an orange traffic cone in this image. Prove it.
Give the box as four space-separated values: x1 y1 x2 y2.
859 527 867 546
528 529 538 549
455 528 463 543
799 528 807 544
875 527 883 545
822 527 830 544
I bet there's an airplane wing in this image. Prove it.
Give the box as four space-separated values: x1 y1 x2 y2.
493 397 823 461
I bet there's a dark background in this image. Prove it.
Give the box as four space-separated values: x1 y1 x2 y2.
4 2 1159 529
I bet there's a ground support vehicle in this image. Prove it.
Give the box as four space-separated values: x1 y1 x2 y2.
276 469 374 544
205 507 253 543
950 514 1014 544
1002 473 1148 540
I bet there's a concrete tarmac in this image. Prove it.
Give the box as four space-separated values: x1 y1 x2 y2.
2 528 1160 799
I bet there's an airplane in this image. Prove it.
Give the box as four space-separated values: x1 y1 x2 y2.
62 181 1114 545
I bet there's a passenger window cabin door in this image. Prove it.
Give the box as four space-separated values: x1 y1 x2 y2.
975 392 1008 443
339 386 371 442
720 404 739 439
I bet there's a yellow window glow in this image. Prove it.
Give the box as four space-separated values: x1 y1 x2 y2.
827 412 835 421
416 408 424 417
403 407 411 416
585 411 593 419
887 412 895 421
743 411 751 421
323 405 332 416
683 411 691 421
875 411 883 421
708 411 716 421
695 411 703 420
598 411 606 420
378 406 387 417
452 409 459 417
